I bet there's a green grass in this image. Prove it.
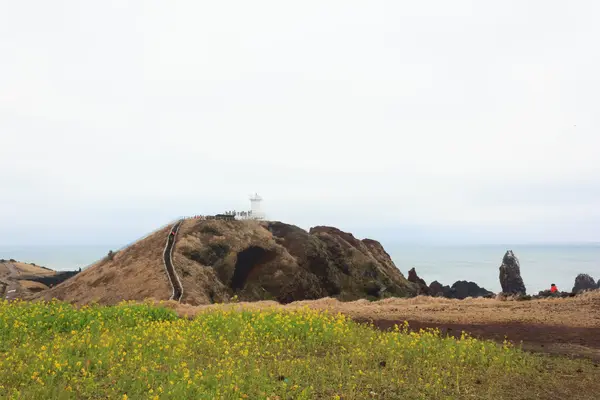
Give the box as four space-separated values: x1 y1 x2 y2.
0 299 598 399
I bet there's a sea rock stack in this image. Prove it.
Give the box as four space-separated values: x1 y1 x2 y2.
572 274 597 294
408 267 429 295
499 250 526 295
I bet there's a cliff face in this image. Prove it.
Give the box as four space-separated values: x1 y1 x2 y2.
174 220 417 305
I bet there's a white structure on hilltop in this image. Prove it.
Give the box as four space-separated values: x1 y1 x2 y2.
248 193 265 220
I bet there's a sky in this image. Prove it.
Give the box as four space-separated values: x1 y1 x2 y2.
1 0 599 246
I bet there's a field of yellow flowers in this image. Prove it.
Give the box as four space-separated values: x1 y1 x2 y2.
0 299 598 399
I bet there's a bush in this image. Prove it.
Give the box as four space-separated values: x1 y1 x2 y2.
200 225 222 236
185 243 230 266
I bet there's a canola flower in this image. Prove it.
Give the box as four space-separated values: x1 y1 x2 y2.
0 299 588 399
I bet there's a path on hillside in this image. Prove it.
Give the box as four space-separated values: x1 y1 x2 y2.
163 220 184 301
2 263 22 300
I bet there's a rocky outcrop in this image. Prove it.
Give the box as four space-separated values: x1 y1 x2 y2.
572 274 597 294
172 220 418 304
427 279 493 299
450 280 494 299
21 270 79 287
499 250 526 295
429 280 446 297
408 268 429 295
536 289 574 299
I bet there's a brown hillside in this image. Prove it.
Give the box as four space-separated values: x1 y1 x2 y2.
35 225 173 305
34 219 416 305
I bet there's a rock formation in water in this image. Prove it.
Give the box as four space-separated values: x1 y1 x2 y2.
572 273 597 294
499 250 526 295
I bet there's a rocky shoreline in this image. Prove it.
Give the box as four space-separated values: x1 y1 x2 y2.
409 249 600 301
5 221 600 305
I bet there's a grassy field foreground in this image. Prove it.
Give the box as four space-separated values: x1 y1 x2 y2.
0 300 598 399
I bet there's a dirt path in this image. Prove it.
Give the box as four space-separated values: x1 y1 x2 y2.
163 221 184 301
2 263 22 300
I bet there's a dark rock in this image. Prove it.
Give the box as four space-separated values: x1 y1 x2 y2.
408 268 429 295
499 250 526 295
428 280 446 297
22 270 80 287
450 280 494 299
176 221 418 304
428 280 493 299
535 290 572 299
572 273 597 294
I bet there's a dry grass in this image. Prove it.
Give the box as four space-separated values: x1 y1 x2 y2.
0 264 10 281
34 226 173 305
160 292 600 362
163 290 600 329
11 262 55 276
18 280 49 292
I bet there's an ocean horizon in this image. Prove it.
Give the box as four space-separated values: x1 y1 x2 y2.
1 243 599 295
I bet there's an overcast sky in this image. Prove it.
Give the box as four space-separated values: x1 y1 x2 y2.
1 0 599 246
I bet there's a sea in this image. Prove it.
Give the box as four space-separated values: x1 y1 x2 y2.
1 244 599 295
386 244 600 294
